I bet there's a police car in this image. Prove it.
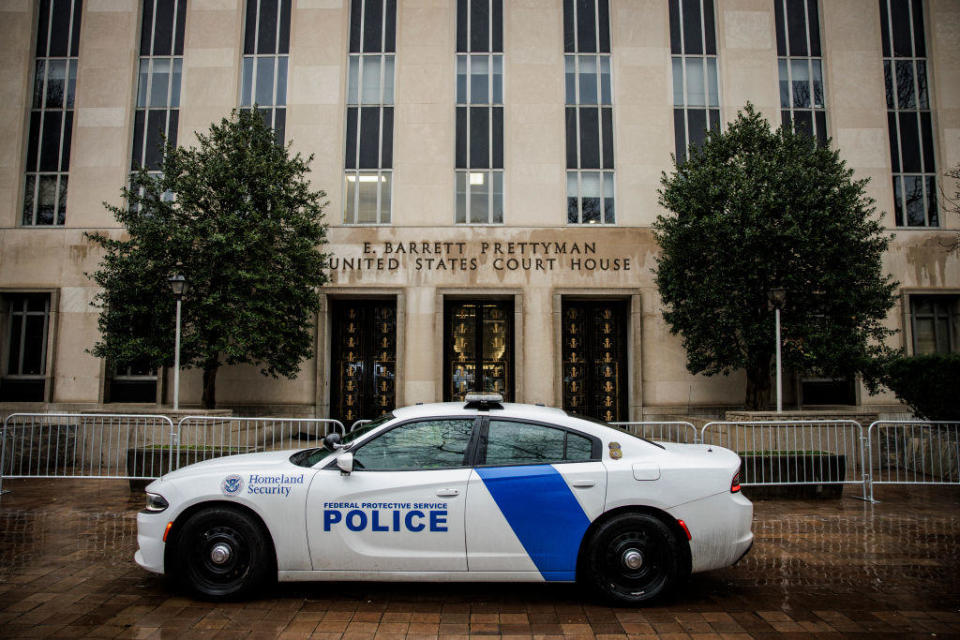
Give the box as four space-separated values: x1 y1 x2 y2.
135 395 753 604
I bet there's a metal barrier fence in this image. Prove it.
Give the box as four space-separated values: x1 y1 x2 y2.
866 421 960 502
3 413 959 502
174 416 346 468
0 414 346 491
611 421 700 444
700 420 867 496
0 414 176 492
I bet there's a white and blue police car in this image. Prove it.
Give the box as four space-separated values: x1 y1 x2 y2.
135 394 753 604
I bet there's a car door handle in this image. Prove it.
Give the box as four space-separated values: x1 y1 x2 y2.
572 480 596 488
436 488 460 497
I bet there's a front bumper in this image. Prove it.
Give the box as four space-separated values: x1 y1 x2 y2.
135 510 169 575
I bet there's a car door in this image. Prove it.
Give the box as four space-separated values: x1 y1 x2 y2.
306 417 477 572
465 418 606 580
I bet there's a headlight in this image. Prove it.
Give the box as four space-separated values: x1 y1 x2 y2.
144 492 169 513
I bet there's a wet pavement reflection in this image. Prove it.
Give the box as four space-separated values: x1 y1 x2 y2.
0 480 957 639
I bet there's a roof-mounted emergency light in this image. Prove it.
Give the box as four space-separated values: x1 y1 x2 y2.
464 392 504 411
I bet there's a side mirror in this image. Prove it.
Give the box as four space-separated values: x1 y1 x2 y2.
323 432 342 451
336 452 354 475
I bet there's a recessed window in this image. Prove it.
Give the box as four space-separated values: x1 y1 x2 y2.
344 0 395 225
880 0 937 227
23 0 82 227
132 0 185 181
669 0 720 163
911 295 959 355
0 294 51 402
240 0 290 143
775 0 826 144
455 0 503 224
564 0 614 225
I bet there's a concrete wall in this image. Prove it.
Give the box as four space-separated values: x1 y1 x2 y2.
0 0 957 416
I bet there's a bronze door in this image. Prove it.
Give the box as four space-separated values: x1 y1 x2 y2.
330 300 396 427
562 300 627 422
444 300 513 402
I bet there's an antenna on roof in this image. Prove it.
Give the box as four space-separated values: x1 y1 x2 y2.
464 392 504 411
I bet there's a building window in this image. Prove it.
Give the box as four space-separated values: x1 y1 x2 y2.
564 0 614 225
881 0 937 227
132 0 185 177
775 0 826 144
240 0 290 143
344 0 395 225
669 0 719 163
23 0 82 227
911 296 959 355
1 294 51 402
456 0 503 225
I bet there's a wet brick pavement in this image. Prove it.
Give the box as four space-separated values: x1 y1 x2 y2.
0 480 958 639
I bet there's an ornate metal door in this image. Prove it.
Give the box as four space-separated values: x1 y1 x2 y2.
561 300 627 422
330 300 396 427
444 300 513 402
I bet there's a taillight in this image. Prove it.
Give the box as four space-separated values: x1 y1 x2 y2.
731 468 741 493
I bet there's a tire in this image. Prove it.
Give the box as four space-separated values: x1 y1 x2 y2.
582 513 682 605
173 506 273 600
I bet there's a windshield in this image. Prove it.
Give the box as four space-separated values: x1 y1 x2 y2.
289 412 397 468
564 411 665 449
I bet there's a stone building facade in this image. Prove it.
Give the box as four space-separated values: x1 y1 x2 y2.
0 0 958 421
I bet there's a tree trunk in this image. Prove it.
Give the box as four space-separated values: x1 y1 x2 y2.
201 361 219 409
745 357 772 410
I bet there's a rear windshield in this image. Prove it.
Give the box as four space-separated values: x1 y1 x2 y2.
564 411 665 449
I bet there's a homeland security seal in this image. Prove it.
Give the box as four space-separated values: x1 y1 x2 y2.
221 474 243 496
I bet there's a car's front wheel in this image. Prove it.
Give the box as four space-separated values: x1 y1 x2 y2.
582 513 682 605
173 506 272 600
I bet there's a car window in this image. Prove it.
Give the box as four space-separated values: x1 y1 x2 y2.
484 420 596 466
351 419 475 471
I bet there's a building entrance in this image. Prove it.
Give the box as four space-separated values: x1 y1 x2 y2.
330 299 397 426
561 300 628 422
443 299 513 402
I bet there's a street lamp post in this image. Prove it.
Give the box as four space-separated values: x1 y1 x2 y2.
168 272 188 411
768 287 787 414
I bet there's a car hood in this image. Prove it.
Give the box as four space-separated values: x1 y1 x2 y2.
161 449 304 481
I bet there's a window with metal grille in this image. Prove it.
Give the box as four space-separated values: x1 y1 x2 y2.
881 0 937 227
132 0 185 178
775 0 826 144
564 0 614 225
344 0 396 225
669 0 720 163
455 0 503 224
23 0 82 227
240 0 290 143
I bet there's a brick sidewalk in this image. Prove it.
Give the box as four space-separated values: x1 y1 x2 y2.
0 480 958 639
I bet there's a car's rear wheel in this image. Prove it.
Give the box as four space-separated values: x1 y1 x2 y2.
174 506 272 600
583 513 681 605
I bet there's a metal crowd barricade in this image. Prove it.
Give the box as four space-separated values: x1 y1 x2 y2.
0 413 176 492
610 421 700 444
866 420 960 502
350 419 372 432
173 416 346 469
700 419 868 498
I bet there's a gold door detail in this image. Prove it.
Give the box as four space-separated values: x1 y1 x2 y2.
562 301 627 422
445 300 512 402
332 301 396 426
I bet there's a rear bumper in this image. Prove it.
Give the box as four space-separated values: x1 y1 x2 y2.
668 491 754 574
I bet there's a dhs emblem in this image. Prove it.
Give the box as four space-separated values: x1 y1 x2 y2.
221 474 243 496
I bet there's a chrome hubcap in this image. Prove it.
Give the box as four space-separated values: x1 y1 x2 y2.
210 543 232 565
622 549 643 570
